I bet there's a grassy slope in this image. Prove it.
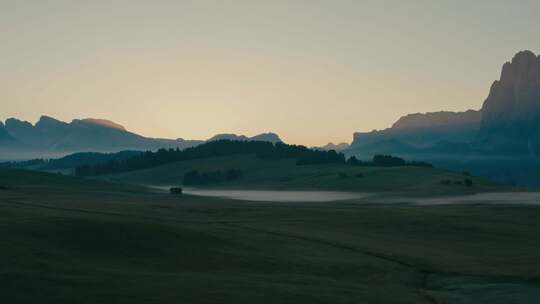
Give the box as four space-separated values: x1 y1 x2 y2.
1 168 539 303
102 154 501 196
0 167 146 193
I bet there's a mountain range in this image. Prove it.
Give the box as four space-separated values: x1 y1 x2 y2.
0 116 282 160
347 110 481 155
344 50 540 186
347 50 540 157
3 50 540 184
315 142 350 151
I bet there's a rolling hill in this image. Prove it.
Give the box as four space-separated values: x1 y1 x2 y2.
101 154 500 196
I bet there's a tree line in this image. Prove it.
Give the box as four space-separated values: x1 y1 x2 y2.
75 140 346 176
74 140 433 177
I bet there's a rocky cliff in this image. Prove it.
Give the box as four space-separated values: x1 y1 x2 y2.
476 50 540 154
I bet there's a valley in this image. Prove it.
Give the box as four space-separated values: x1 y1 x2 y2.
1 168 539 303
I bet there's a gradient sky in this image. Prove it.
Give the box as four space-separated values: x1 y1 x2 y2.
1 0 540 145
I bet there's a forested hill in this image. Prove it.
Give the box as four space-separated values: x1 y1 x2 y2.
75 140 346 176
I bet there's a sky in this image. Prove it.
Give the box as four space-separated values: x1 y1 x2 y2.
1 0 540 146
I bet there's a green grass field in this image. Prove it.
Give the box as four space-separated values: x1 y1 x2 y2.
1 168 539 303
101 154 502 196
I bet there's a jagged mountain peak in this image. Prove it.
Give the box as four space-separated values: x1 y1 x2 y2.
1 115 282 158
480 50 540 127
1 115 201 155
473 50 540 153
318 142 350 151
499 50 540 85
5 118 33 127
35 115 68 128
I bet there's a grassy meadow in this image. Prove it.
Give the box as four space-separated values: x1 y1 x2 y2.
101 154 502 196
1 168 539 303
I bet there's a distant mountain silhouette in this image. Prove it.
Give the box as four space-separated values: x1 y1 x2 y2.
345 50 540 186
392 110 481 131
0 122 15 143
249 132 282 143
316 142 350 151
207 132 282 143
348 110 481 155
349 50 540 157
0 116 283 160
76 118 126 131
207 134 250 142
475 50 540 154
5 118 37 143
3 115 201 153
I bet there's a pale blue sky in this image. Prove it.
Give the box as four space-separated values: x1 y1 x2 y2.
1 0 539 145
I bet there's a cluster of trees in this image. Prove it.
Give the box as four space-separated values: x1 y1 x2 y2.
0 159 47 169
346 155 432 168
74 139 435 177
183 169 243 185
0 151 141 171
75 140 346 176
